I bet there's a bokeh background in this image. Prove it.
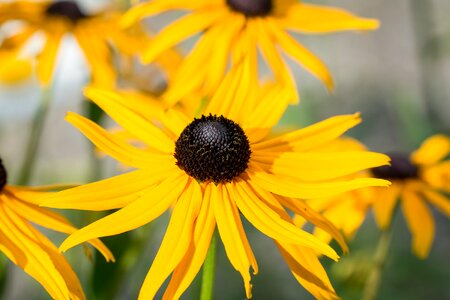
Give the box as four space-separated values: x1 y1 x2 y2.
0 0 449 299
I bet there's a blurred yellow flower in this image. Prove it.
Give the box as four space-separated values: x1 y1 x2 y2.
42 62 389 299
371 134 450 259
0 158 114 300
0 50 33 84
299 135 450 259
0 0 164 88
122 0 379 104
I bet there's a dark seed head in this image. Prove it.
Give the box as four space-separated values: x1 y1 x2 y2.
226 0 272 17
174 114 251 183
45 1 88 22
0 159 7 192
372 152 419 180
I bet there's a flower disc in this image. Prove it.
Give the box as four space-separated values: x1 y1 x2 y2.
226 0 272 17
372 153 418 180
0 159 6 191
45 1 87 22
174 114 251 183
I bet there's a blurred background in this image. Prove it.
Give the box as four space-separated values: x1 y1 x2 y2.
0 0 449 299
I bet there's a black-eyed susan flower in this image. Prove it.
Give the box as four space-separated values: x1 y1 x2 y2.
0 158 114 300
371 135 450 259
0 0 162 87
300 135 450 259
121 0 379 104
42 62 390 299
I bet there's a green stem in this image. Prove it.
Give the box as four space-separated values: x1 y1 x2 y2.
17 87 52 185
362 226 394 300
200 233 217 300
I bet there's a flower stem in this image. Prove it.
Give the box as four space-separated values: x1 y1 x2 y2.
200 233 217 300
362 226 393 300
17 87 52 185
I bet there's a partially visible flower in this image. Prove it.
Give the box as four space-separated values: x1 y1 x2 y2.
0 158 114 300
299 135 450 259
42 62 390 299
121 0 379 104
0 1 171 88
372 135 450 258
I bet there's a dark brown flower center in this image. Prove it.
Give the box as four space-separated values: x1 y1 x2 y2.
0 159 7 192
372 153 419 180
226 0 272 17
174 114 251 183
45 1 88 22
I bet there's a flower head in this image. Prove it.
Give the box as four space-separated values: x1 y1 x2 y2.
300 135 450 259
42 63 390 299
0 0 168 87
0 158 114 300
121 0 379 104
372 135 450 258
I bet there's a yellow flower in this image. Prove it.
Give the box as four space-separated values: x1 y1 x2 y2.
371 134 450 259
121 0 379 104
42 64 389 299
0 1 155 87
0 159 114 300
299 135 450 259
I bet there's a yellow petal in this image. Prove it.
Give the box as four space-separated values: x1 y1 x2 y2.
248 164 390 199
233 180 339 261
36 29 64 85
244 84 293 142
252 113 361 152
120 0 206 28
401 189 435 259
205 57 250 121
266 18 333 90
373 183 401 229
59 171 188 252
422 189 450 218
66 112 170 168
138 181 202 299
254 19 299 103
252 151 390 181
202 14 245 95
282 3 379 33
0 53 33 84
142 10 226 63
214 183 257 299
310 192 369 243
159 109 191 139
84 87 175 153
277 196 348 254
163 183 216 300
42 169 174 210
5 195 114 262
411 134 450 166
277 242 339 300
74 26 116 89
0 202 83 300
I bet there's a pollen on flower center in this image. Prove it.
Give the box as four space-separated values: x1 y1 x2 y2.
0 158 7 192
371 153 419 180
45 1 88 22
174 114 251 183
226 0 272 17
